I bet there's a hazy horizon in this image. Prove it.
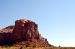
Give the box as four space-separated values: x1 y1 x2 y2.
0 0 75 47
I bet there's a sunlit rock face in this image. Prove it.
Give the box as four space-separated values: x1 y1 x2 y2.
13 20 40 41
0 19 52 47
0 25 14 33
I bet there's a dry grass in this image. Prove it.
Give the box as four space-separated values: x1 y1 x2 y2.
0 46 75 49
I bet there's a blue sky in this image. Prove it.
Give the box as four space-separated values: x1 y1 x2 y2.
0 0 75 47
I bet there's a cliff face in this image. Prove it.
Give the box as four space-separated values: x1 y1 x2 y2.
13 20 40 41
0 19 52 47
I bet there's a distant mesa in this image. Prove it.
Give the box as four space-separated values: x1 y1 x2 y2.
0 19 52 47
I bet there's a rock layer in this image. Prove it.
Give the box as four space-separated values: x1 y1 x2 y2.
0 19 52 47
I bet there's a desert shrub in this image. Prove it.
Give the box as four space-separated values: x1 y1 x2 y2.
20 47 22 49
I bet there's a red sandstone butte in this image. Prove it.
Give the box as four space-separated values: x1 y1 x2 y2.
0 19 52 47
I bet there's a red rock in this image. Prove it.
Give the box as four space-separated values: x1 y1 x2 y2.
0 19 52 47
13 20 40 41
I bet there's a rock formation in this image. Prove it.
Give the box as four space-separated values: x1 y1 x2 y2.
13 20 40 41
0 19 52 47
